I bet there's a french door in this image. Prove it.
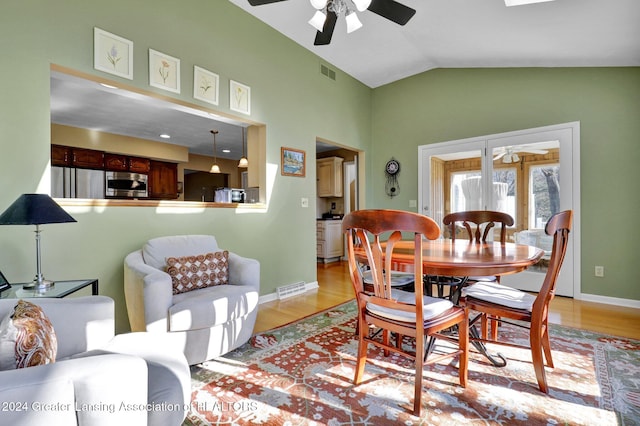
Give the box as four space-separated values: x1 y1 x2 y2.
418 122 580 297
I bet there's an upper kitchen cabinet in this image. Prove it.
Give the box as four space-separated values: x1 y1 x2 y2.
51 145 71 167
317 157 343 198
52 145 104 169
71 147 105 169
148 160 178 199
104 153 151 173
128 157 151 173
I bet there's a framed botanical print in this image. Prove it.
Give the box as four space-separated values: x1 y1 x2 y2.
230 80 251 115
149 49 180 93
93 27 133 80
193 66 219 105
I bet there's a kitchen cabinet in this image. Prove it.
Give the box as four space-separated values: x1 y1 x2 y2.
51 145 71 166
104 153 128 171
316 220 343 263
317 157 343 197
129 157 151 173
104 154 150 173
52 145 104 169
71 148 105 169
149 160 178 199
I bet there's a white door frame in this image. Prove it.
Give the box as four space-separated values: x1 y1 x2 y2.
418 122 581 299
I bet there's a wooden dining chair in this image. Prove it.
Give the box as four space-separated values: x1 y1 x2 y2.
440 210 514 340
343 209 468 416
459 210 572 394
443 210 514 245
443 210 514 281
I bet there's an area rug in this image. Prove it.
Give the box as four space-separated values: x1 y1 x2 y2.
185 301 640 425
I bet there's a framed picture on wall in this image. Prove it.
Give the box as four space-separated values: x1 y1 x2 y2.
230 80 251 115
281 147 306 177
93 27 133 80
149 49 180 93
193 66 219 105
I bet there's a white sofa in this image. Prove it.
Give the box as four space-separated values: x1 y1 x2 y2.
124 234 260 365
0 296 190 426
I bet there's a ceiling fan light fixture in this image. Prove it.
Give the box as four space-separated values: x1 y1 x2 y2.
512 153 520 162
309 10 327 31
345 11 363 33
310 0 328 9
352 0 371 12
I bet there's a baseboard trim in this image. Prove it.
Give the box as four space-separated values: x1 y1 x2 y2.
580 293 640 309
259 281 319 304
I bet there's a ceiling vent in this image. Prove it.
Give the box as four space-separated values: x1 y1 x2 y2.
320 63 336 81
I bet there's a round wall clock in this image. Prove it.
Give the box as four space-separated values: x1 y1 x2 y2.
385 158 400 197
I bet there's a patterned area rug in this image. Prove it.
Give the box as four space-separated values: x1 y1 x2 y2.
185 301 640 425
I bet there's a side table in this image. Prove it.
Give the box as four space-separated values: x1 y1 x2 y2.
0 279 98 299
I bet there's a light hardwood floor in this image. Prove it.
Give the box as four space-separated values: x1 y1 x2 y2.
255 262 640 340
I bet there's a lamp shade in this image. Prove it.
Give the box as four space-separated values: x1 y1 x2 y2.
0 194 76 226
352 0 372 12
310 0 328 9
345 11 363 33
309 10 327 31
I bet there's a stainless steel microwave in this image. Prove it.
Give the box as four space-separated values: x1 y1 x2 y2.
105 171 148 198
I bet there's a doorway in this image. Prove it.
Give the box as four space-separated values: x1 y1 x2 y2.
418 122 580 298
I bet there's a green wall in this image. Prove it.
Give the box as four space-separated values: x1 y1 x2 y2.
0 0 371 332
370 67 640 301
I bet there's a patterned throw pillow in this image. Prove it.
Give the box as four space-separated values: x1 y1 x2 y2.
0 299 58 370
166 251 229 295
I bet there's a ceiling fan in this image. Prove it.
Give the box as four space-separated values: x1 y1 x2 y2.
493 146 549 163
247 0 416 46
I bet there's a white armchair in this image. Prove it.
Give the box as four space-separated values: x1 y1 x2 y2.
0 296 190 426
124 234 260 365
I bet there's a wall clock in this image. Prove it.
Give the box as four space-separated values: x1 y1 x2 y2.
385 158 400 197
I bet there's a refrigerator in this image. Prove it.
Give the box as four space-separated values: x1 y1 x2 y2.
51 167 105 199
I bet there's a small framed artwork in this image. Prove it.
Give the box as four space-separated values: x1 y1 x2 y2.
281 147 306 177
193 66 219 105
93 27 133 80
149 49 180 93
230 80 251 115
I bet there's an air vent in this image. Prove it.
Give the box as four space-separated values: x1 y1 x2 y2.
320 64 336 81
277 281 307 299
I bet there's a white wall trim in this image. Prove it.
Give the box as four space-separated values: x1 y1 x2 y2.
580 293 640 309
258 281 319 304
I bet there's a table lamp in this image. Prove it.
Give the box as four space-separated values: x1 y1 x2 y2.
0 193 77 289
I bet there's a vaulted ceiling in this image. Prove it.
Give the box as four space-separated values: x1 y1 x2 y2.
229 0 640 88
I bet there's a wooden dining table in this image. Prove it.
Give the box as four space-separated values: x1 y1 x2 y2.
378 239 545 278
354 239 545 366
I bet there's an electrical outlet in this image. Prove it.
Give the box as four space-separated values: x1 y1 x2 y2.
301 198 309 208
595 266 604 277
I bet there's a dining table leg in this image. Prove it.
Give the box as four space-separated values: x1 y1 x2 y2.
468 314 507 367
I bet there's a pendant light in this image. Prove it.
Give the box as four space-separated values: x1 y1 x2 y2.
238 127 249 168
209 129 221 173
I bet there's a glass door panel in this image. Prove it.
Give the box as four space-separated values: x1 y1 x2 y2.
420 123 578 297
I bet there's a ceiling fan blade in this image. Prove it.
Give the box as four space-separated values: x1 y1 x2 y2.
314 11 338 46
248 0 287 6
493 152 507 161
517 149 549 155
367 0 416 26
